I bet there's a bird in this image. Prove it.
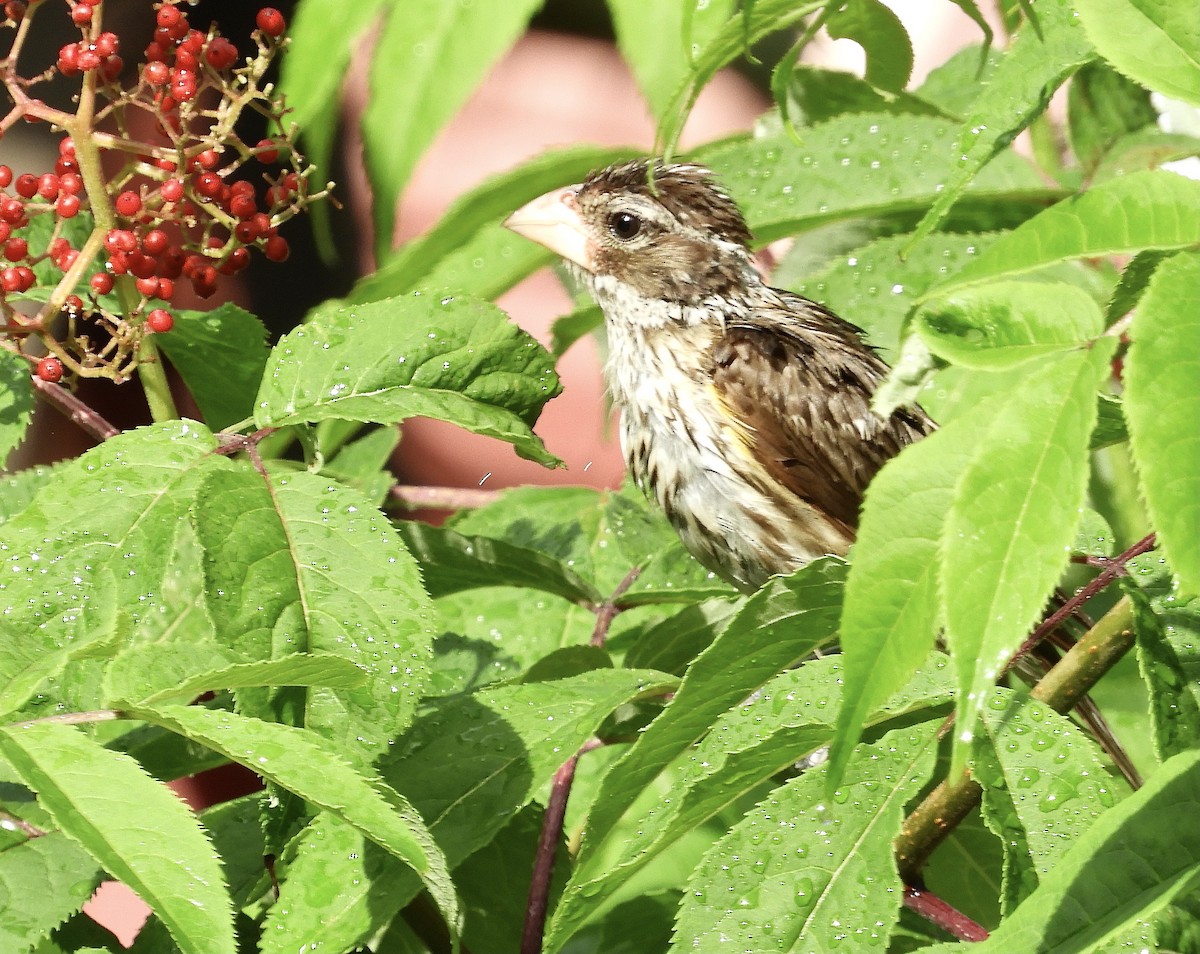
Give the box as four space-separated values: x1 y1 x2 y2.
504 159 933 592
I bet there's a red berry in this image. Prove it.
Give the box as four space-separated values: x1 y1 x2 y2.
0 166 10 188
256 7 285 37
193 171 222 199
0 265 32 292
103 229 137 254
77 48 101 72
144 41 167 63
205 36 238 71
160 178 185 202
36 173 60 199
194 148 220 171
35 356 64 382
114 191 141 217
175 48 198 72
136 276 160 298
158 277 175 300
94 32 118 58
142 229 169 256
170 68 197 101
54 157 79 177
100 55 123 82
4 237 28 261
180 29 204 53
0 197 26 225
146 308 174 332
90 272 114 295
57 43 80 75
58 172 82 194
229 192 257 219
156 4 182 29
64 294 83 311
143 60 168 85
14 173 37 198
5 2 28 23
255 139 280 164
54 193 80 219
71 3 92 25
0 223 9 242
262 234 289 262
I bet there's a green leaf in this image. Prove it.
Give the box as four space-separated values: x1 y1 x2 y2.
925 749 1200 953
546 560 846 951
352 146 631 305
781 66 944 127
828 410 984 791
398 521 603 605
109 650 368 707
943 345 1115 768
130 702 461 941
1093 129 1200 183
0 349 33 467
550 304 603 359
610 0 736 120
1067 61 1158 174
258 669 672 954
656 0 824 153
155 304 270 431
255 294 562 466
824 0 913 93
623 597 743 676
670 725 939 952
701 114 1057 245
1126 552 1200 760
0 465 53 526
1075 0 1200 107
193 467 434 764
0 423 228 716
0 832 99 953
559 655 952 949
320 424 399 508
916 43 1002 119
914 280 1104 369
360 0 542 261
0 723 234 954
974 690 1125 913
1124 251 1200 594
908 0 1095 244
929 171 1200 293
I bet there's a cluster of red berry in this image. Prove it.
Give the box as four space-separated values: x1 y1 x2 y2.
0 1 329 384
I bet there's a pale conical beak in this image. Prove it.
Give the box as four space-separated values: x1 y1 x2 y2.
503 185 595 273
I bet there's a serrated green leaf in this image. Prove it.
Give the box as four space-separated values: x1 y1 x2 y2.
916 43 1002 119
701 114 1056 245
610 0 736 120
1067 62 1158 174
154 304 269 431
198 794 267 910
254 294 562 466
782 66 944 127
1076 0 1200 107
361 0 542 261
670 724 939 953
397 521 603 605
825 0 913 93
0 723 234 954
193 467 433 764
1092 129 1200 183
550 304 603 359
0 832 99 953
116 651 368 707
943 345 1115 771
908 0 1095 245
829 408 984 791
914 281 1104 369
320 425 399 508
1126 552 1200 760
0 349 33 468
0 422 228 716
1124 251 1200 594
128 702 460 941
258 669 672 954
928 170 1200 293
352 146 631 305
924 749 1200 953
793 232 996 358
623 597 743 675
656 0 825 153
561 655 953 949
546 560 845 951
975 690 1125 914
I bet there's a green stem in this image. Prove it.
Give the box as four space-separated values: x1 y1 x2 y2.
895 596 1136 880
135 334 179 422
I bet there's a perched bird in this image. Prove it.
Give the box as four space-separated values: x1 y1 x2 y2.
505 160 932 591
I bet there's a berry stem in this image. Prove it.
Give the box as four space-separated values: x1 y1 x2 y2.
30 373 119 441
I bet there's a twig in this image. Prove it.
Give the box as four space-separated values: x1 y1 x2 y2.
390 484 502 511
0 808 46 839
896 595 1137 879
31 377 120 441
590 566 642 647
902 885 989 942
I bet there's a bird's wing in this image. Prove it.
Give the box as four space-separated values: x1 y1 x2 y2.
711 293 933 530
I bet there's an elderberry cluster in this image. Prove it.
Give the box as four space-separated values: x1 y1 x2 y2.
0 0 329 384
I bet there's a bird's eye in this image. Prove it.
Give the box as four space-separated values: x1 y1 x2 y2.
608 211 642 241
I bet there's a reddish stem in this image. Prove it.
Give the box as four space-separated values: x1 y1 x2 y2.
903 885 989 942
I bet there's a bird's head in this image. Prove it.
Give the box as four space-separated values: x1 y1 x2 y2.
505 160 756 307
